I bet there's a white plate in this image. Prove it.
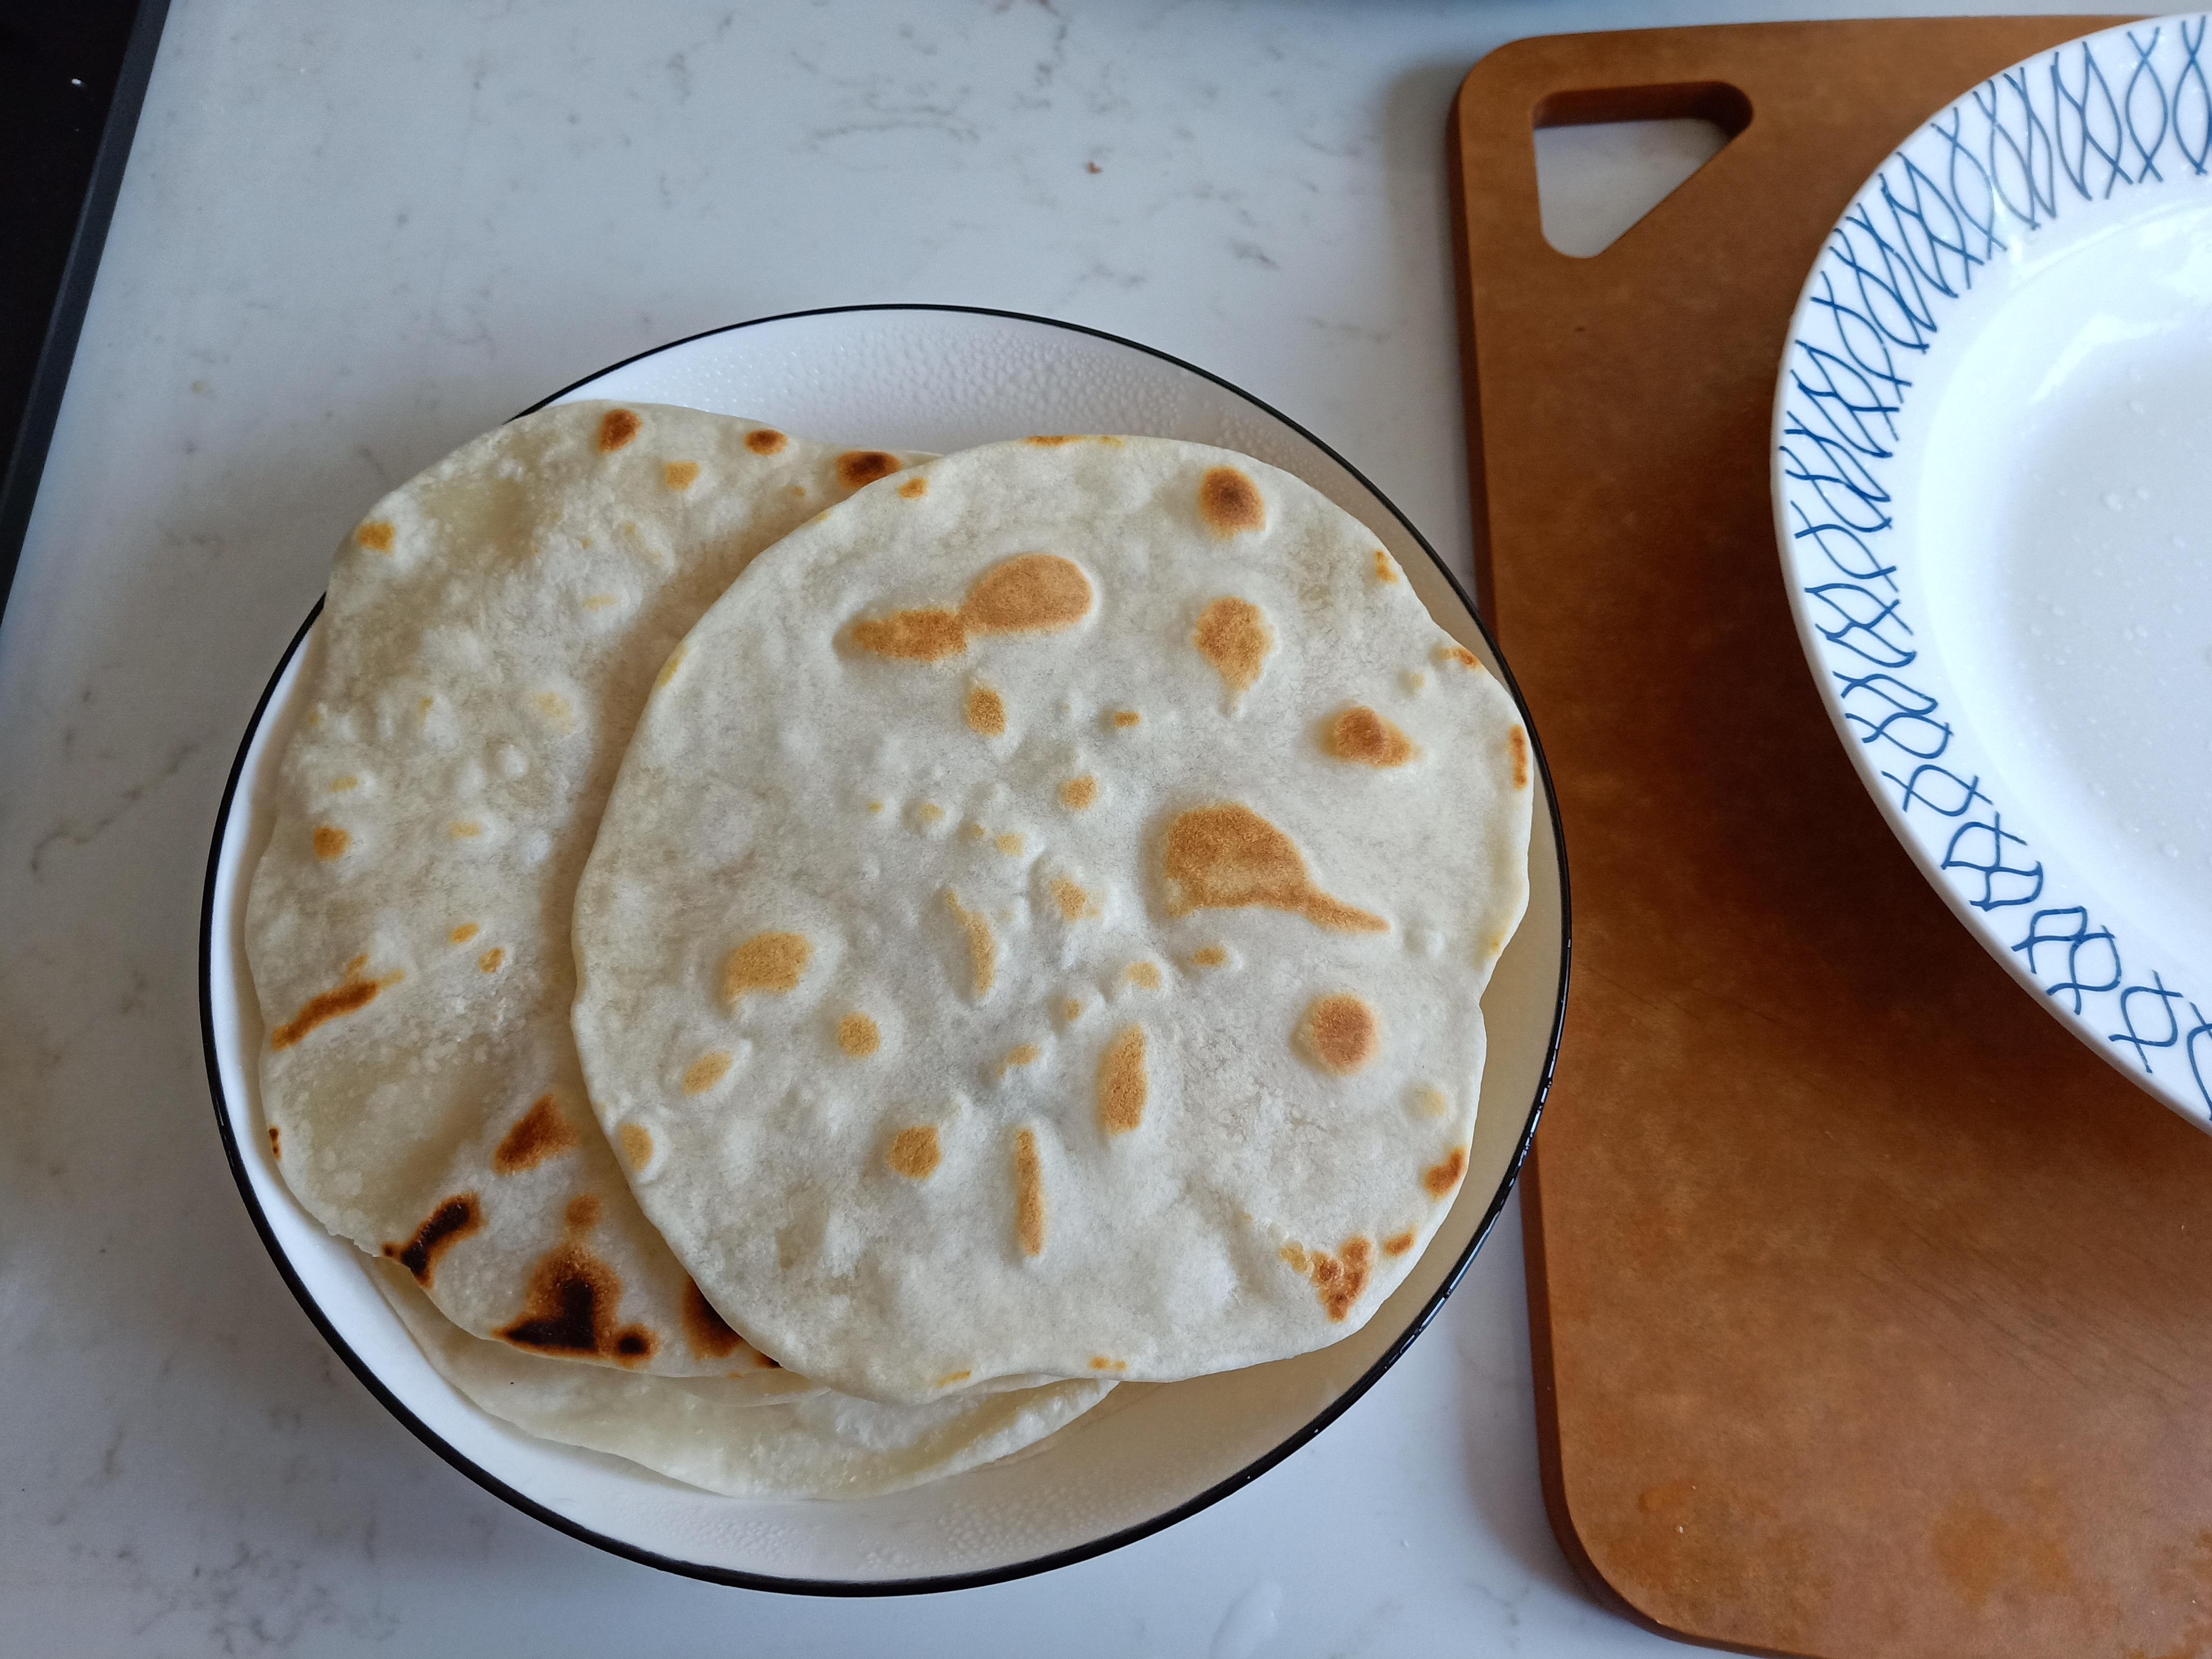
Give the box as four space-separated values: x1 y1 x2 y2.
199 305 1568 1590
1776 23 2212 1126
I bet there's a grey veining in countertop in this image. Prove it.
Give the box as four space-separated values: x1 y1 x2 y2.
0 1 2092 1653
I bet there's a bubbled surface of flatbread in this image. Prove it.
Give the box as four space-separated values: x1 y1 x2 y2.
370 1263 1111 1499
246 400 924 1377
571 435 1534 1404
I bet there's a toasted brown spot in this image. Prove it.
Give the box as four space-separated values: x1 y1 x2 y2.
1013 1128 1047 1255
663 460 700 490
533 691 576 730
915 802 947 825
1089 1356 1128 1371
1424 1144 1470 1199
1373 548 1398 583
1061 997 1086 1024
838 1013 881 1058
1299 993 1379 1075
355 520 396 553
721 931 811 1005
944 890 997 998
1383 1230 1417 1257
1098 1025 1148 1136
565 1192 602 1230
582 593 620 611
961 553 1093 637
417 696 434 722
1111 709 1142 729
654 642 688 690
1435 643 1480 670
1280 1242 1311 1274
1303 1236 1374 1321
478 947 505 974
966 684 1007 736
1324 706 1420 768
852 607 968 662
313 825 350 860
1001 1043 1042 1075
270 962 401 1050
962 820 988 842
598 408 641 452
1191 944 1229 969
1509 726 1531 789
1050 878 1096 922
868 800 885 814
1059 774 1098 810
936 1369 973 1387
682 1278 745 1360
499 1240 654 1365
745 427 787 456
888 1124 942 1179
998 833 1028 856
683 1050 734 1094
493 1094 579 1175
384 1194 482 1287
898 475 928 499
449 923 479 944
1160 803 1387 934
837 450 901 489
1192 597 1274 704
1411 1083 1449 1119
449 819 484 839
330 774 361 793
1198 466 1266 537
1124 961 1163 990
267 1124 281 1159
619 1122 654 1170
1404 669 1428 694
1026 434 1082 446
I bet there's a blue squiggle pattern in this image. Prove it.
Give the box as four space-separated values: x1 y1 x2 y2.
1779 19 2212 1117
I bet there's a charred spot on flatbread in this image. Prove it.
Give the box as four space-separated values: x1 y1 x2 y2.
385 1194 483 1287
1159 803 1386 933
1323 707 1419 768
1197 466 1265 536
597 408 642 452
837 450 901 489
1298 993 1380 1076
1192 597 1274 705
681 1277 746 1360
1097 1026 1148 1135
270 958 401 1051
493 1094 579 1175
499 1240 657 1365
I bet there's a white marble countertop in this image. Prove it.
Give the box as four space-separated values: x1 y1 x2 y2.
0 1 2099 1652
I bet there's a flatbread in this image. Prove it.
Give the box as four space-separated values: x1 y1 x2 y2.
247 400 924 1376
371 1262 1111 1499
571 435 1533 1402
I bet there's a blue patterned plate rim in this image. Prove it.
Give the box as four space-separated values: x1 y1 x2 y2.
1773 15 2212 1126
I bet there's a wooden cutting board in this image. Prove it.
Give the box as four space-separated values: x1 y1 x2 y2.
1449 19 2212 1659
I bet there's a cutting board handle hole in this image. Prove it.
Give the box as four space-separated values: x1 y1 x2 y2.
1530 82 1750 259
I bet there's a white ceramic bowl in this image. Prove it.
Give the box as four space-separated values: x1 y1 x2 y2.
200 305 1568 1590
1776 21 2212 1126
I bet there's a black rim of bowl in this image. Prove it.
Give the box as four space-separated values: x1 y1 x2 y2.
197 301 1573 1597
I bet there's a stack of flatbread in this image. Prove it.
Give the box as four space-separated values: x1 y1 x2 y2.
246 400 1532 1499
